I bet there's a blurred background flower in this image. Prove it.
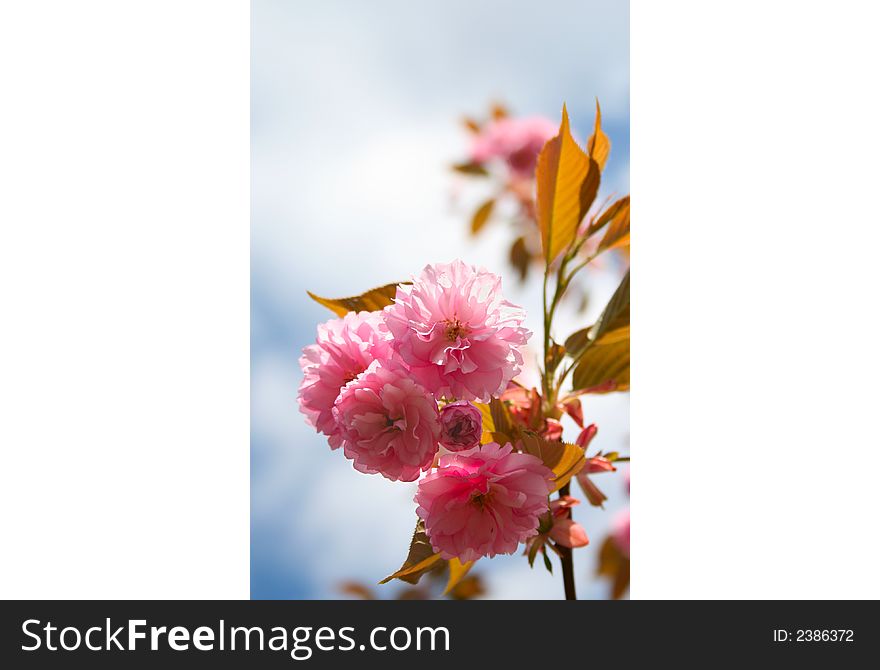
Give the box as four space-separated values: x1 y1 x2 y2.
252 0 629 599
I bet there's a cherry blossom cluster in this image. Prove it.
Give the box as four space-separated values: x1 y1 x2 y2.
298 260 564 560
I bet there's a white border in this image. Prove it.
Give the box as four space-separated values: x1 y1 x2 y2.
632 0 880 598
0 1 249 598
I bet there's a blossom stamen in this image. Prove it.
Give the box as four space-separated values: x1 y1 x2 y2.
444 318 469 341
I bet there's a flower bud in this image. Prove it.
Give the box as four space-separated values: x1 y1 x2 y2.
438 400 483 452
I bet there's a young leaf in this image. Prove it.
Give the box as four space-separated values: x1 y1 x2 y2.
379 519 441 585
474 401 494 434
597 197 630 252
588 195 629 237
489 397 515 438
339 582 376 600
475 399 519 446
452 161 489 176
461 116 481 134
542 549 554 574
587 99 611 171
536 105 599 265
563 327 592 361
470 198 495 235
509 236 530 281
564 270 629 365
446 575 485 600
590 270 630 344
546 340 566 375
442 558 475 596
572 337 629 393
519 432 586 493
490 102 508 119
308 282 405 317
527 539 540 567
597 536 630 600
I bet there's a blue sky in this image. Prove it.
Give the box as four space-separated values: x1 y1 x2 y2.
252 0 629 599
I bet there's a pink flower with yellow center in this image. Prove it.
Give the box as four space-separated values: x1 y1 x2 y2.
415 442 553 563
333 361 440 482
298 311 393 448
383 260 531 402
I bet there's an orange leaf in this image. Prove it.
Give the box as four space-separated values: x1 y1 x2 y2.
443 558 475 596
536 105 599 265
308 282 404 317
519 433 586 493
461 116 481 133
470 198 495 235
589 195 629 237
598 196 630 252
587 99 611 171
572 337 629 394
379 519 441 585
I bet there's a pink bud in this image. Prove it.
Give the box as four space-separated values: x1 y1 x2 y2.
561 397 584 427
548 496 588 548
438 401 483 452
542 418 563 441
585 455 616 474
549 518 590 549
576 423 598 448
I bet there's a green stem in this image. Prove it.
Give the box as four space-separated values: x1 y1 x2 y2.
543 258 577 600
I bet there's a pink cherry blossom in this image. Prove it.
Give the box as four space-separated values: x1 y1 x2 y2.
415 442 554 563
333 361 440 482
438 401 483 452
384 260 531 402
548 496 589 549
470 116 557 177
611 508 630 558
298 311 393 448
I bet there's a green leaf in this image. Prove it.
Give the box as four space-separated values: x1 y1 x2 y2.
470 198 495 235
527 540 540 568
307 282 405 317
519 432 586 493
379 519 441 585
542 549 553 574
536 105 600 265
